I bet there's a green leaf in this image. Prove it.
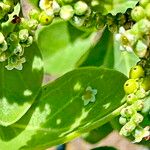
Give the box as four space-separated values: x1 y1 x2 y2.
81 28 114 68
98 0 139 15
36 20 97 76
83 122 113 144
0 67 127 150
114 40 139 76
0 43 43 126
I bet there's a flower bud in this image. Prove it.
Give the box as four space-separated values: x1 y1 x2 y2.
60 5 74 21
131 113 144 125
131 6 145 22
120 106 136 118
74 1 88 16
126 93 138 104
19 29 29 42
135 88 146 99
138 19 150 35
119 116 127 125
120 121 136 136
0 52 7 62
132 100 144 111
134 40 147 58
124 79 139 94
27 19 39 30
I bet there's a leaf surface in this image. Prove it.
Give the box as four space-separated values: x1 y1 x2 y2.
0 67 127 150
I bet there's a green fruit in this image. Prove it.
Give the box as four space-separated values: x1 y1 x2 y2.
126 93 138 104
120 106 136 118
131 6 145 22
124 79 139 94
134 40 147 58
60 5 74 21
129 65 145 79
39 11 54 25
74 1 88 15
132 100 144 111
120 121 136 136
119 116 127 125
131 113 143 125
138 19 150 35
145 3 150 19
140 0 150 8
141 76 150 91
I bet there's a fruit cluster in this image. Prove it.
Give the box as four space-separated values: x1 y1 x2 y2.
120 64 150 142
38 0 140 32
0 12 38 70
115 0 150 57
38 0 106 31
116 1 150 142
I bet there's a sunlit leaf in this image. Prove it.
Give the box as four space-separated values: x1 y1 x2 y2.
0 67 127 150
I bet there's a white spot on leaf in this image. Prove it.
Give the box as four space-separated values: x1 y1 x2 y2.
23 89 32 96
73 82 82 91
56 119 61 125
103 103 111 109
32 56 43 71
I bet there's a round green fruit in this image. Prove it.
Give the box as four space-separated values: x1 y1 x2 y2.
129 65 145 79
74 1 88 16
124 79 139 94
131 6 145 22
126 93 138 104
141 76 150 91
39 11 54 25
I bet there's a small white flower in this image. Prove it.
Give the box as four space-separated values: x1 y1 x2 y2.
82 86 97 106
39 0 51 10
133 126 150 143
52 0 60 13
115 27 136 52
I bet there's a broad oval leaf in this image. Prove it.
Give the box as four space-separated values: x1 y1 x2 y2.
36 20 97 76
0 67 127 150
83 122 113 144
0 43 43 126
81 28 114 68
